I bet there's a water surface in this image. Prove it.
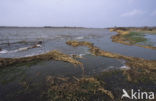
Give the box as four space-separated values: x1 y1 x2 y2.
0 27 156 60
0 27 156 101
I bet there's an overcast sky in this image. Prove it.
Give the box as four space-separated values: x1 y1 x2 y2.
0 0 156 28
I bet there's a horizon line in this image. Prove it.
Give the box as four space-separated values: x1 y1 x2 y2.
0 25 156 29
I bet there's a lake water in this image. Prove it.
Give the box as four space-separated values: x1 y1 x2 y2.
0 27 156 101
0 27 156 60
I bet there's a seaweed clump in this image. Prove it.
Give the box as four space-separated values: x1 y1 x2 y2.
0 50 83 68
45 76 114 101
66 40 156 82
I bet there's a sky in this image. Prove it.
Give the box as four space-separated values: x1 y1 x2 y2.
0 0 156 28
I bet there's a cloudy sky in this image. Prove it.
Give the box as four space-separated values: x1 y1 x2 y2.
0 0 156 28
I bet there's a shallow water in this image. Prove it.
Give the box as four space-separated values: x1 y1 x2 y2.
0 54 125 101
0 27 156 60
144 34 156 46
0 27 156 101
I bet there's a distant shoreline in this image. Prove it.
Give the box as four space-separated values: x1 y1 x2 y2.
0 26 88 29
0 26 156 29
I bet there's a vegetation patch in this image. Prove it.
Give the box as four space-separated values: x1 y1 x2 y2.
45 75 114 101
0 50 83 69
110 27 156 49
123 31 147 44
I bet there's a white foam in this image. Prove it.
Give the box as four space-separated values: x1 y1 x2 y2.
0 50 8 54
78 54 86 58
120 65 130 69
36 44 41 47
9 44 42 53
23 53 38 57
17 47 29 51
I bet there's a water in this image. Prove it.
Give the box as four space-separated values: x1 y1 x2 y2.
0 54 124 101
0 27 156 101
0 27 156 60
145 34 156 46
